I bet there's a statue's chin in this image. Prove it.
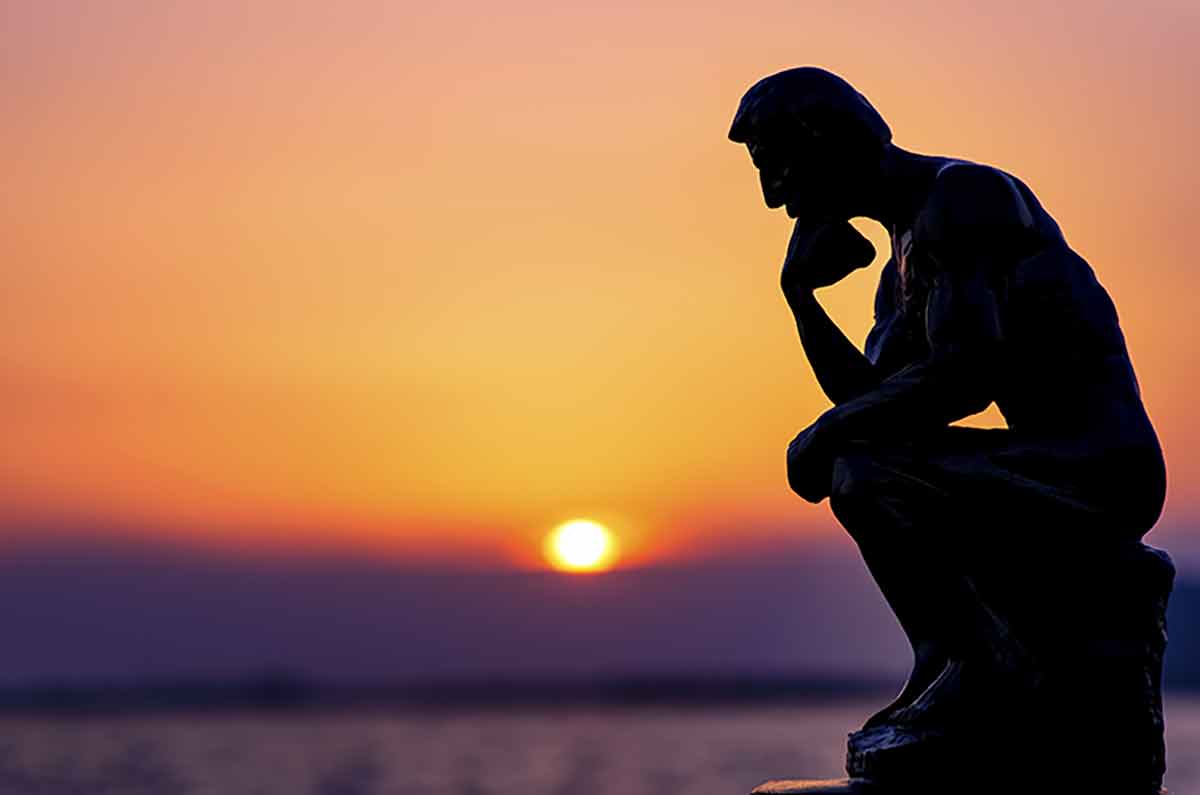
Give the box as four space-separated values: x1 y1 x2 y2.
784 201 812 219
786 195 844 223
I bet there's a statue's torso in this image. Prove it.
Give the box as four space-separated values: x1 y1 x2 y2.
864 160 1162 459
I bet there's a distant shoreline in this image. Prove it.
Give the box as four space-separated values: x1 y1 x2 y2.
0 672 902 715
2 672 1199 715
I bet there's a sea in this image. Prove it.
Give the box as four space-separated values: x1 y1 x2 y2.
1 696 1198 795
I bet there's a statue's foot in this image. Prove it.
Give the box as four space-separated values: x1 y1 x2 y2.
887 653 1042 731
860 642 947 730
886 656 969 730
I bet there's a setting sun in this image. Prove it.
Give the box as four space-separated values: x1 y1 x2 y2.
544 519 618 573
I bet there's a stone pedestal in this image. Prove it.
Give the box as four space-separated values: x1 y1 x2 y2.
842 542 1174 793
751 780 879 794
751 779 1167 795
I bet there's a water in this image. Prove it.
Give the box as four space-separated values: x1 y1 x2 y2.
0 697 1197 794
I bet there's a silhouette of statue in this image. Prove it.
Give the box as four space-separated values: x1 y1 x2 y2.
728 66 1175 793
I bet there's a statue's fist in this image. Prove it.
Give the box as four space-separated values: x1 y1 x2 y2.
780 218 876 295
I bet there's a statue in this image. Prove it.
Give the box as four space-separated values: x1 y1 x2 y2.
728 66 1175 793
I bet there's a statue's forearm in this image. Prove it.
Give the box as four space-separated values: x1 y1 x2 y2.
818 353 994 441
786 288 881 405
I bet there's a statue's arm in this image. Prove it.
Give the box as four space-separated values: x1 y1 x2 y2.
813 165 1031 439
784 285 882 406
786 259 1000 503
778 220 882 405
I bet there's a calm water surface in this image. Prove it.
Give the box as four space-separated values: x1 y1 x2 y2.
1 697 1197 794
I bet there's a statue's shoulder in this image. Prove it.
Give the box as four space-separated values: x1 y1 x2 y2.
912 161 1038 260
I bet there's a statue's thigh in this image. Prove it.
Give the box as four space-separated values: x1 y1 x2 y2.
851 426 1119 559
884 428 1133 608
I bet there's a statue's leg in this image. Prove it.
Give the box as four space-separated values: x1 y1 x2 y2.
829 495 947 729
832 428 1172 789
828 439 1040 729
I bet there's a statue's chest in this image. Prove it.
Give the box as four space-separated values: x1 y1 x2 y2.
890 224 928 319
892 226 914 283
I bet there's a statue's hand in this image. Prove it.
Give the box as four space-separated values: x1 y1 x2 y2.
787 419 836 503
780 218 876 295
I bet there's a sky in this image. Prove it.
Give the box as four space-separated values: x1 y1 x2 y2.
1 0 1199 680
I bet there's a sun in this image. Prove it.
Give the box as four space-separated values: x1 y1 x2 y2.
544 519 618 573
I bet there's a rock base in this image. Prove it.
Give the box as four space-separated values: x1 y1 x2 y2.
750 779 1167 795
751 780 879 794
841 542 1174 793
749 543 1175 795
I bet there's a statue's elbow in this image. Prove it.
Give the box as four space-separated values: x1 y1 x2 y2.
952 389 994 419
930 355 996 421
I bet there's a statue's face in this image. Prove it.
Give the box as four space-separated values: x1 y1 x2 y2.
744 125 845 222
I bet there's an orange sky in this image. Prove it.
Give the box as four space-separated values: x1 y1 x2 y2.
2 1 1197 570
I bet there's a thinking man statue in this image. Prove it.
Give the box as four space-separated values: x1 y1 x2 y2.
729 66 1172 789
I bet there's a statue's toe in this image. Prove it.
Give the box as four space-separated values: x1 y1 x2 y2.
860 701 898 731
887 653 1044 731
860 643 948 730
887 658 964 729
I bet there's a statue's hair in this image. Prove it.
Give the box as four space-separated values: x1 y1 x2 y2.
727 66 891 154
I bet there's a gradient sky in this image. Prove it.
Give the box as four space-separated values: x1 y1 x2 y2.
3 1 1198 573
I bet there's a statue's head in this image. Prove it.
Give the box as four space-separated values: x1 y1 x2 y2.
728 67 891 220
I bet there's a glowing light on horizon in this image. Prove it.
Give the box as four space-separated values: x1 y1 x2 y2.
544 519 618 572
